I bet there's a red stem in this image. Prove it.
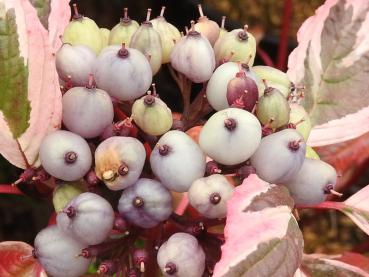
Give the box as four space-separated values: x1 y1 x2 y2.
276 0 292 70
0 184 24 195
257 47 275 67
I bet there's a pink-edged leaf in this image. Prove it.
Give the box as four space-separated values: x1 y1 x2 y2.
213 174 303 277
337 252 369 273
47 0 71 51
297 184 369 235
0 241 47 277
0 0 67 169
301 254 369 277
287 0 369 146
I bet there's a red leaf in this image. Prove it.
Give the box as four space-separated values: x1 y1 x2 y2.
336 252 369 273
0 241 47 277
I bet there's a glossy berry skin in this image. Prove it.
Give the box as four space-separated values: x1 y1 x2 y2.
157 232 205 277
95 136 146 191
53 182 84 212
256 87 290 130
34 225 90 277
250 129 306 184
206 62 260 111
283 158 337 206
131 95 173 136
62 86 114 138
214 27 256 66
62 16 102 54
151 16 181 64
170 31 215 83
118 178 173 228
94 45 152 101
56 44 96 86
188 174 234 218
194 16 220 46
289 103 312 141
226 71 258 111
57 192 115 245
130 21 163 75
109 18 139 46
150 130 206 192
39 130 92 181
199 108 262 165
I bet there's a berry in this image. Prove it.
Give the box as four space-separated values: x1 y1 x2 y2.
62 4 102 54
94 136 146 190
188 174 234 218
39 130 92 181
118 178 173 228
62 76 114 138
157 232 205 277
57 192 114 245
94 44 152 101
289 103 312 141
100 28 110 48
34 225 90 277
130 9 163 75
109 8 139 46
150 130 206 192
56 44 96 87
214 25 256 66
283 158 338 205
131 93 173 136
250 129 306 184
206 62 260 111
151 6 181 64
199 108 262 165
226 69 258 112
170 24 215 83
256 85 290 130
194 4 220 46
252 65 293 98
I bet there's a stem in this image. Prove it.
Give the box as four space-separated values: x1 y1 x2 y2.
257 47 275 67
175 193 189 215
73 4 79 17
0 184 24 195
198 4 204 17
146 8 152 22
16 139 30 168
124 7 128 19
221 16 226 29
276 0 292 70
160 6 166 17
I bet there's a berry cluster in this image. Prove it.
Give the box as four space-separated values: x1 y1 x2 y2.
31 4 340 277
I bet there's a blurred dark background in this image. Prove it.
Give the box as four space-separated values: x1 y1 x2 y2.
4 0 369 256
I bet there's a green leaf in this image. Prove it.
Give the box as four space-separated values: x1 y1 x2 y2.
30 0 51 29
0 4 31 139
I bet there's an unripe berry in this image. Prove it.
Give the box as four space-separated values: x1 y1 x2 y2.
194 4 220 46
109 8 139 46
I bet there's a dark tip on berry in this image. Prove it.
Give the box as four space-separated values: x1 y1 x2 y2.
237 26 249 41
241 63 250 71
133 196 144 208
323 184 334 194
172 119 184 131
206 161 221 175
118 43 129 58
164 262 177 275
64 151 77 164
158 144 170 156
224 118 237 131
288 140 301 152
210 192 221 205
144 94 156 106
118 163 129 176
65 206 76 218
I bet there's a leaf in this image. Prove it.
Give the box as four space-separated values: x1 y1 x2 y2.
30 0 50 29
47 0 71 51
0 0 69 169
213 174 304 277
0 241 47 277
287 0 369 146
301 254 369 277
